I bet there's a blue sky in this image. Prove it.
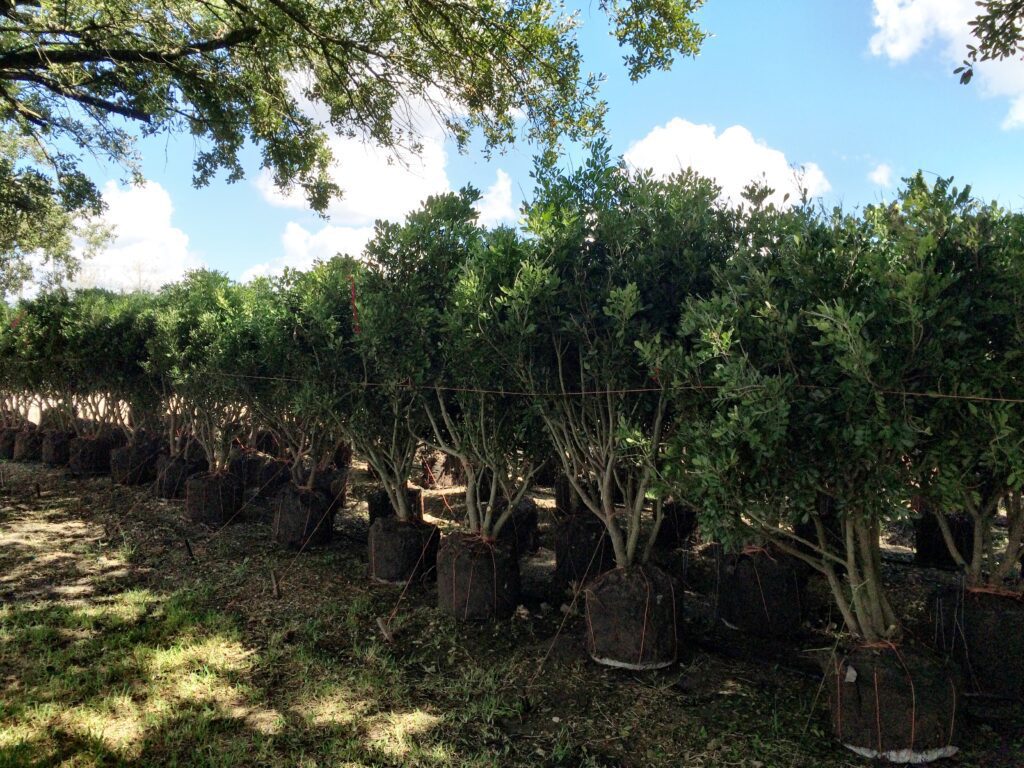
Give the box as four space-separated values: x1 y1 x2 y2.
65 0 1024 292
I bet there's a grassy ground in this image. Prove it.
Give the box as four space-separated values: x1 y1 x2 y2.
0 462 1020 767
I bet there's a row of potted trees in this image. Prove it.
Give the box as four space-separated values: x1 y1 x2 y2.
2 151 1023 762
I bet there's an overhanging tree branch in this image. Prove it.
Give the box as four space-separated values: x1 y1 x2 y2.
0 26 259 70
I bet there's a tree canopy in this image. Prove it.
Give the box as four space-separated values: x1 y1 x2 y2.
0 129 109 298
0 0 706 294
957 0 1024 83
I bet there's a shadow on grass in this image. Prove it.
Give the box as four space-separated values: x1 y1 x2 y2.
0 704 463 768
0 559 471 767
10 462 1022 767
0 466 501 767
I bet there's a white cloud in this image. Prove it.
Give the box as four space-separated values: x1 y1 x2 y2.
869 162 894 187
256 128 518 228
73 181 201 292
869 0 1024 130
253 87 517 279
241 222 375 282
246 164 516 280
1000 93 1024 129
477 170 517 227
255 131 452 227
624 118 830 207
255 90 509 228
868 0 975 61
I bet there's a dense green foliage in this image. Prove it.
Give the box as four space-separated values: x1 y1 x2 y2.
657 197 925 640
653 175 1024 639
504 146 735 566
865 176 1024 588
238 260 356 487
151 271 250 470
345 189 480 520
2 287 159 435
426 219 546 538
1 160 1022 644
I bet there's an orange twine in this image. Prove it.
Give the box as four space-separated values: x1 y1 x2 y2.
422 460 456 518
741 543 775 559
383 525 437 627
860 641 918 754
947 678 957 747
965 584 1024 600
750 556 773 635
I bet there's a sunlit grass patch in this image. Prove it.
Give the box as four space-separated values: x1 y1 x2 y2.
365 708 442 758
142 635 250 680
57 692 147 757
0 601 278 762
292 680 371 728
0 522 270 765
2 464 1020 767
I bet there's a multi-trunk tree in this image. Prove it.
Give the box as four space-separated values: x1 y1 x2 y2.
153 270 248 474
239 260 355 491
657 181 970 760
886 177 1024 589
424 225 546 543
508 147 734 571
347 189 480 523
663 195 918 644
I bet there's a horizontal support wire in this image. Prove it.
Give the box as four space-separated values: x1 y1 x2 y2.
4 357 1024 404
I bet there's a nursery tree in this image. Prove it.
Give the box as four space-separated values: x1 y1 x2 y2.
658 189 950 643
98 291 161 438
60 290 161 440
154 270 248 472
880 178 1024 708
425 225 547 541
0 290 65 423
64 290 120 434
652 191 966 762
2 289 159 436
0 300 21 423
427 224 554 618
144 288 197 459
239 259 356 489
506 147 734 569
849 176 1024 589
347 190 482 521
2 290 73 427
215 276 281 456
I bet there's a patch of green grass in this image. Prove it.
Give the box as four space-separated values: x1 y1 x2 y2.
0 588 260 766
1 464 1022 767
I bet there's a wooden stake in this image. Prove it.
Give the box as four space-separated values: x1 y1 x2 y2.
376 617 394 644
271 570 281 599
183 536 196 562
